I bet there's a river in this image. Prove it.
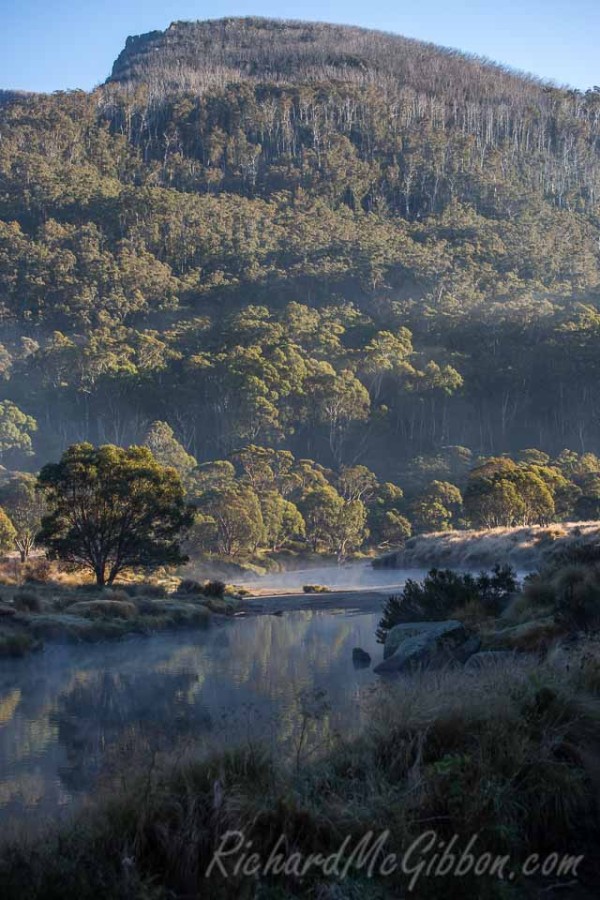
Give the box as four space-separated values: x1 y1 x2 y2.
0 607 383 833
0 564 428 833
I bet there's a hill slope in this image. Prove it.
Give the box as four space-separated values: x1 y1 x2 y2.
0 18 599 479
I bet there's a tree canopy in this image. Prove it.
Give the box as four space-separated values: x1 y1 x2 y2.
37 444 193 584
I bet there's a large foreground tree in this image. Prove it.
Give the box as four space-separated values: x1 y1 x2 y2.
37 443 193 585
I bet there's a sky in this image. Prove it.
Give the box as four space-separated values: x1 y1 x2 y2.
0 0 598 93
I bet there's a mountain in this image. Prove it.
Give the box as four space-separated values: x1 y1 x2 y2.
0 18 600 477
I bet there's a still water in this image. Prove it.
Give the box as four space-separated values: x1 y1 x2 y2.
0 608 382 832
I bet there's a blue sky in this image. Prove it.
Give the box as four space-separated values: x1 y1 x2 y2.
0 1 598 93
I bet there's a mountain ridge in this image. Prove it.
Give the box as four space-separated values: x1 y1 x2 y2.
106 16 560 101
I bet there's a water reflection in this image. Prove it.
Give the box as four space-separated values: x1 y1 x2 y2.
0 610 382 830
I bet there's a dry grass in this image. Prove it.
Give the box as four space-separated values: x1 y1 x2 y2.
393 522 600 571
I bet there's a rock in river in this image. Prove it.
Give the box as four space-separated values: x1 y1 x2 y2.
374 620 478 675
352 647 371 667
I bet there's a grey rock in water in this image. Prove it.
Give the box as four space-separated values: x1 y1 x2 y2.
375 620 473 674
352 647 371 667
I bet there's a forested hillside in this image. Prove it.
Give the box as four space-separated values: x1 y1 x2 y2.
1 17 600 503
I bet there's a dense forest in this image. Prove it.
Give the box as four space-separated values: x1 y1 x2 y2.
1 17 600 553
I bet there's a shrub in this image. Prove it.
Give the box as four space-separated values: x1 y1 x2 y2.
377 565 518 642
121 583 166 598
573 638 600 693
178 578 204 595
553 565 600 631
139 583 167 598
303 584 330 593
0 561 19 585
521 573 558 609
13 589 42 613
475 564 519 614
75 583 104 595
552 540 600 567
202 597 235 615
0 629 37 657
23 559 53 584
67 599 138 620
203 579 226 598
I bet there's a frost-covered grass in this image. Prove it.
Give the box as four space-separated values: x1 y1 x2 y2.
389 522 600 571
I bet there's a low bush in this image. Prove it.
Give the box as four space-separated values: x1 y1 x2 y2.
12 589 42 613
75 583 104 595
0 628 38 657
203 579 226 598
303 584 331 593
377 565 518 642
177 578 204 595
22 559 53 584
67 599 138 620
553 565 600 631
515 564 600 632
202 596 235 615
102 589 131 603
121 583 167 599
140 583 167 598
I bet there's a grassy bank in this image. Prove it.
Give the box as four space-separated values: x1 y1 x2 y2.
0 648 598 899
0 578 240 657
376 522 600 572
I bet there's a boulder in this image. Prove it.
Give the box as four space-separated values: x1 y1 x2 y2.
383 622 436 659
352 647 371 667
464 650 516 674
375 620 475 674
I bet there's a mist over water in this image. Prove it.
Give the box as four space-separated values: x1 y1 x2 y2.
237 560 429 593
0 608 384 833
0 561 434 833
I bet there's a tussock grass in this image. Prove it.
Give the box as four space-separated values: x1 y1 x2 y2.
12 589 42 613
394 522 600 571
0 578 218 653
0 627 38 657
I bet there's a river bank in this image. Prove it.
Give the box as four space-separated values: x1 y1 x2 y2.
0 582 238 658
376 521 600 571
237 589 388 615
